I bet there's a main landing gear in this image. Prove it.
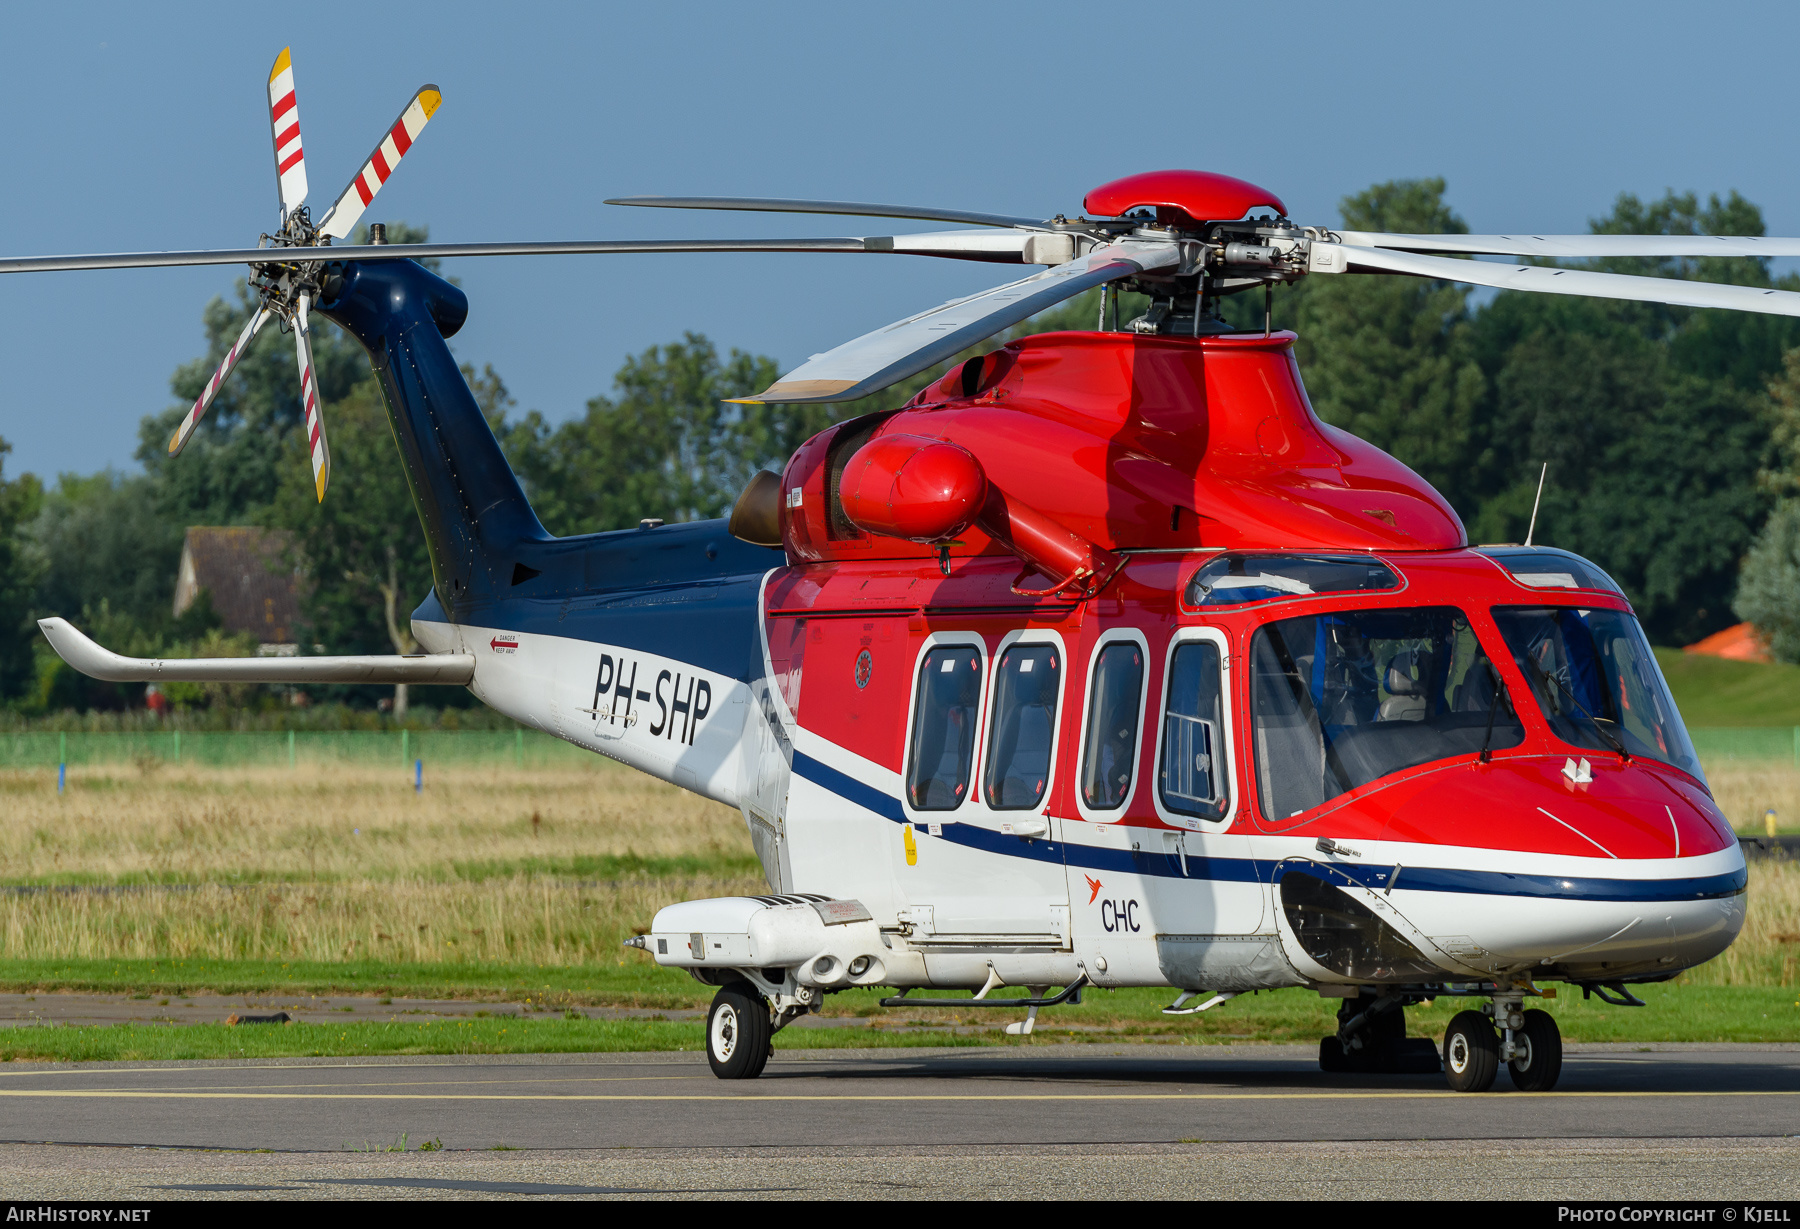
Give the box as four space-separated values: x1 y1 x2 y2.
1317 992 1441 1075
706 982 773 1080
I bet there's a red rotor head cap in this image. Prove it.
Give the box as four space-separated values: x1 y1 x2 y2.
839 434 987 543
1084 169 1287 227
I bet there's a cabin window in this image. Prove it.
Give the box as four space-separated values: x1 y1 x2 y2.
905 645 983 810
984 643 1061 810
1476 546 1624 596
1160 641 1229 821
1186 553 1401 608
1080 642 1144 810
1250 607 1523 822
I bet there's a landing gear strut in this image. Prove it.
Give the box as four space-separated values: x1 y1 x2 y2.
1317 992 1440 1074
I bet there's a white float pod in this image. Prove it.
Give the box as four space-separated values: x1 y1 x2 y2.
642 896 888 989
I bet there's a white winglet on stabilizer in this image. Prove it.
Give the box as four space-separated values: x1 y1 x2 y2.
37 617 474 685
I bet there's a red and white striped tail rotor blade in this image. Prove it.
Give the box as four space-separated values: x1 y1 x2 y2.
294 294 331 502
316 86 442 240
167 305 272 457
267 48 308 220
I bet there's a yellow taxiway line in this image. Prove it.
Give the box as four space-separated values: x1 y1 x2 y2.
0 1089 1796 1103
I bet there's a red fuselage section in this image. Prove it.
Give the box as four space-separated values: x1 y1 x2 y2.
769 330 1731 863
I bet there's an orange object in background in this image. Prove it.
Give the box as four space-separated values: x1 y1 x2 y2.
1684 621 1772 662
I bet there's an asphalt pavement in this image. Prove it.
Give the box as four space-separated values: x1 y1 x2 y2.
1 1044 1796 1199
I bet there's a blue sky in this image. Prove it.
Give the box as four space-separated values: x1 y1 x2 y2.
4 0 1799 479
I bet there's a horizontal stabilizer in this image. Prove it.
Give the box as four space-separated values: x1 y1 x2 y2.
37 617 475 685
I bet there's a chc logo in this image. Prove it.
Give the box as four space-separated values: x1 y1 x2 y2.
1100 898 1141 933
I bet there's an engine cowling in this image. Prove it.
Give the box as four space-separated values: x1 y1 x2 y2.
839 431 1123 598
838 433 987 543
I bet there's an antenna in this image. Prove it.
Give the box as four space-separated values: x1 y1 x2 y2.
1524 462 1548 547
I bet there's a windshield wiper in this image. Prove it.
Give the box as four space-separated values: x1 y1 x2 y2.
1477 661 1506 764
1526 657 1630 762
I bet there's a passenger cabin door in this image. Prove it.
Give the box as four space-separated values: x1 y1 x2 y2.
1147 626 1264 935
893 630 1072 947
1058 625 1263 987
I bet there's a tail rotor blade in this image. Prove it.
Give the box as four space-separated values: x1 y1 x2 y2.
268 48 308 220
167 305 272 457
294 294 330 501
316 86 442 240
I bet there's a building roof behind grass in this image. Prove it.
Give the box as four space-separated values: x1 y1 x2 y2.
173 527 302 645
1684 621 1771 664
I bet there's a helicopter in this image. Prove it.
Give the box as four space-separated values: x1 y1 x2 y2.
25 50 1775 1093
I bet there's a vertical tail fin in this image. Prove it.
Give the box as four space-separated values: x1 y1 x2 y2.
315 258 546 618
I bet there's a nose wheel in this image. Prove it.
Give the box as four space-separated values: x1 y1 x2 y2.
1506 1008 1563 1091
1442 1001 1563 1092
1442 1010 1499 1091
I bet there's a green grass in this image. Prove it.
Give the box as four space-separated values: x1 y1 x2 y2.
445 852 762 883
0 1017 998 1063
1656 647 1800 727
0 957 702 1008
1 959 1796 1062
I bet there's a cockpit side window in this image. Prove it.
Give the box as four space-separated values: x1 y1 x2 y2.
905 645 983 810
984 644 1061 810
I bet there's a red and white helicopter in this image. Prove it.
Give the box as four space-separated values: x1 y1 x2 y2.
26 51 1779 1092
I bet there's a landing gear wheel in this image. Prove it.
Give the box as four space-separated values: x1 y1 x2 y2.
1507 1008 1563 1092
1442 1010 1499 1092
706 983 772 1080
1318 1035 1358 1073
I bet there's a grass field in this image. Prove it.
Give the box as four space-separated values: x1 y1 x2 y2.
0 753 1796 1061
1655 647 1800 728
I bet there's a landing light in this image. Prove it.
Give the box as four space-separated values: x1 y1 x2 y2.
848 956 872 977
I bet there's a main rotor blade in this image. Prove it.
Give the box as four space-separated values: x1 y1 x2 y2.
293 292 330 502
0 235 1026 275
315 85 442 240
606 195 1055 232
1323 242 1800 316
1336 231 1800 259
741 239 1182 404
268 48 308 220
167 304 272 457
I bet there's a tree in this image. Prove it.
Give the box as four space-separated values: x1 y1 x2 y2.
500 333 783 536
1272 180 1488 502
25 469 181 631
1734 500 1800 663
137 222 434 531
0 439 43 700
264 377 433 717
1462 190 1788 643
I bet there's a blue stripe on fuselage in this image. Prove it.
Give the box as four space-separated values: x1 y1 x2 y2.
790 751 1747 904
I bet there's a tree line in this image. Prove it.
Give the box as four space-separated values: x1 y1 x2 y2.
4 180 1800 718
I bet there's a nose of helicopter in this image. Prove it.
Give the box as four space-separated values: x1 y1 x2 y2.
1294 755 1748 980
1375 754 1737 860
